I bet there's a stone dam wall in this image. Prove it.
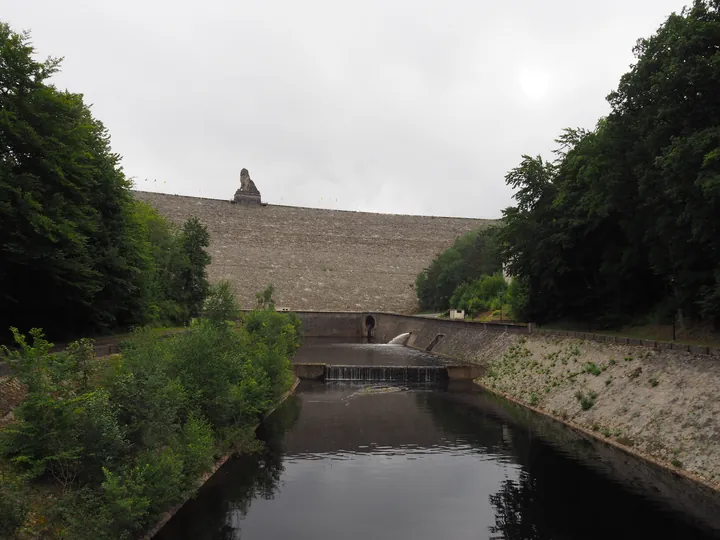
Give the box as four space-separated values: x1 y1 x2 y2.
134 191 492 313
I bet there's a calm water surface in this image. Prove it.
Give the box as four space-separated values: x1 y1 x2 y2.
156 343 720 540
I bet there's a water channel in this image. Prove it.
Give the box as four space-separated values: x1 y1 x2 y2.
156 340 720 539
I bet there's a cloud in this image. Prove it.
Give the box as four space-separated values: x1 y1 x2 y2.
7 0 682 217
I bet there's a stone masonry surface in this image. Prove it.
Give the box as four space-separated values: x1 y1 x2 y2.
133 191 493 312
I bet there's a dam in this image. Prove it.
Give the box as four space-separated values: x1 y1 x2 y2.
133 190 493 313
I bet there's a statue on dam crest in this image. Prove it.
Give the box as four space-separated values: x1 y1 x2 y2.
232 168 262 204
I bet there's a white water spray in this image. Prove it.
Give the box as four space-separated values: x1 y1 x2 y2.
388 332 411 345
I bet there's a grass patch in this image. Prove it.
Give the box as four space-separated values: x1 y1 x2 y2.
574 390 597 411
649 377 659 387
671 459 683 468
583 362 602 376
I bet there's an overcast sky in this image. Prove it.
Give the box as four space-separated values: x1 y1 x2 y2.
7 0 684 218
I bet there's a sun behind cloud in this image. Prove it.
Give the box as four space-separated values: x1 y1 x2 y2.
517 66 552 100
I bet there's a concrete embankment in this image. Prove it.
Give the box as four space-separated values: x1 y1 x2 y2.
294 311 720 491
477 333 720 491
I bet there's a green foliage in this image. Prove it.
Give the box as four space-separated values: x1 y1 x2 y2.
583 362 602 376
105 330 186 449
131 203 212 327
0 23 211 341
1 330 128 486
255 283 276 310
506 277 530 322
2 388 128 486
449 272 508 316
0 291 300 537
173 413 216 482
499 1 720 328
0 23 140 338
416 228 502 311
0 468 28 538
178 217 211 318
204 280 241 324
130 202 209 327
574 390 597 411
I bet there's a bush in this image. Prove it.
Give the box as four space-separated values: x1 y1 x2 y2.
1 286 300 536
449 272 508 317
2 389 128 486
203 280 240 324
105 330 187 449
574 390 598 411
173 413 216 482
416 228 502 311
506 276 530 322
0 469 28 539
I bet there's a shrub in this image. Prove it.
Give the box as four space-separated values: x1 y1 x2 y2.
105 334 187 449
574 390 597 411
173 413 216 482
0 469 28 539
506 276 530 321
450 272 508 317
0 285 299 536
204 280 241 325
583 362 602 376
2 389 128 486
416 228 502 310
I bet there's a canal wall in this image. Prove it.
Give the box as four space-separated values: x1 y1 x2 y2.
475 333 720 492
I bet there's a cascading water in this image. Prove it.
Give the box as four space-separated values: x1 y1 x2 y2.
324 365 446 382
388 332 411 345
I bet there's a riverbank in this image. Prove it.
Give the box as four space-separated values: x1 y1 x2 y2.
475 333 720 490
141 376 301 539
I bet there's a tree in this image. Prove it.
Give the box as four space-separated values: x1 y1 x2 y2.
0 23 145 338
499 1 720 328
415 228 502 311
178 217 211 319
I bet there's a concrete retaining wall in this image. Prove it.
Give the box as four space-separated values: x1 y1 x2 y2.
294 311 529 366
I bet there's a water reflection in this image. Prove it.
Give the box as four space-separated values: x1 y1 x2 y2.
157 348 719 540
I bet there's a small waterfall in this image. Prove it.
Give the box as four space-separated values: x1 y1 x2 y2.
388 332 411 345
324 365 446 382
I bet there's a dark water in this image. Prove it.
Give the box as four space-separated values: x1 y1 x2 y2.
156 343 720 540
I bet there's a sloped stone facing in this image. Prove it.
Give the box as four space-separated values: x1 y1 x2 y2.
133 192 493 312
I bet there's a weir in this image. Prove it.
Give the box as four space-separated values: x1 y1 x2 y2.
324 365 446 383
